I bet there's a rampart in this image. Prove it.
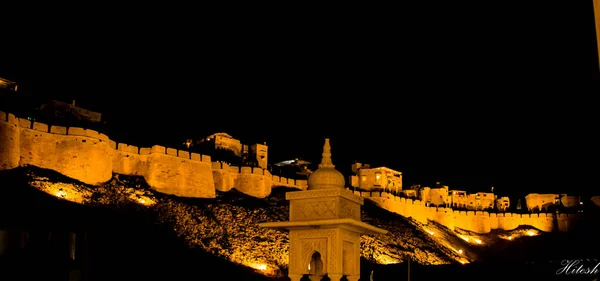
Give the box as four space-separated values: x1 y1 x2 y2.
351 190 580 234
0 111 307 198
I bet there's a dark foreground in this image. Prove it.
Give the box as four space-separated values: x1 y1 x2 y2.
0 169 277 281
371 261 600 281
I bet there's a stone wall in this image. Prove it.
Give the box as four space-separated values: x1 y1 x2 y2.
351 190 580 234
0 111 307 198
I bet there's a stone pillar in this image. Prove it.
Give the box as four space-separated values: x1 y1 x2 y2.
288 274 303 281
328 273 343 281
346 275 360 281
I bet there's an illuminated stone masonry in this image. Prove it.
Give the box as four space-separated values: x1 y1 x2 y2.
260 139 387 281
0 110 586 234
351 190 582 234
0 111 307 198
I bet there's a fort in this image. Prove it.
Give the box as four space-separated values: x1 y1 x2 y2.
350 190 580 234
0 110 584 234
0 111 307 199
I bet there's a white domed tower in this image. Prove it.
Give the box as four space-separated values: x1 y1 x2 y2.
307 138 345 190
260 138 387 281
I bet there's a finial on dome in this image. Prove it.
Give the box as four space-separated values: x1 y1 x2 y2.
319 138 334 168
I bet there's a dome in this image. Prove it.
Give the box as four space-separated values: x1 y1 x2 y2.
307 138 346 190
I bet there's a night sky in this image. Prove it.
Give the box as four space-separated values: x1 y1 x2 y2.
1 2 599 198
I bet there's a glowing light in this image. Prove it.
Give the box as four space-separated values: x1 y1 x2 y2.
375 254 400 265
56 190 67 198
508 236 513 240
250 263 267 271
527 230 536 236
458 249 463 254
308 263 311 271
458 234 484 245
128 193 156 206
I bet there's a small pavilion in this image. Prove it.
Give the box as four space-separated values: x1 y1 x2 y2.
259 138 387 281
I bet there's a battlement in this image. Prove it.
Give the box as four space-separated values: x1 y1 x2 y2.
210 161 307 192
0 110 311 199
1 111 215 165
349 188 580 233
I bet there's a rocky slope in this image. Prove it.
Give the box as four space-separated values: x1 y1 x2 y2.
3 166 464 278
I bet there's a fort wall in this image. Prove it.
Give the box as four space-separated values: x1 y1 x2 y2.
352 190 579 234
0 111 307 198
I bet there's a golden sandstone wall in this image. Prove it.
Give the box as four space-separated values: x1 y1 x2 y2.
0 111 308 199
352 190 580 234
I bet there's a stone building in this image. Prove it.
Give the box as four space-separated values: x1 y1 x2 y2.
449 190 468 209
187 132 269 169
525 193 560 211
496 196 510 212
260 139 387 281
349 163 402 193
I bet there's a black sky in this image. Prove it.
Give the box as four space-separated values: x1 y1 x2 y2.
1 3 599 197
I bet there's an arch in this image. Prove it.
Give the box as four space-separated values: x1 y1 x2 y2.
308 251 324 276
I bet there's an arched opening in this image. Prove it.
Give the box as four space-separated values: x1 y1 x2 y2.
308 251 324 277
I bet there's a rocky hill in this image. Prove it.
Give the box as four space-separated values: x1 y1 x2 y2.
0 166 464 280
3 166 597 281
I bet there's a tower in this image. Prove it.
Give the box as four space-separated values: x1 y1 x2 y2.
259 138 387 281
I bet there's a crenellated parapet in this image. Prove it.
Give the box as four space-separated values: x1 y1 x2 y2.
210 161 307 197
271 175 308 190
0 111 307 199
349 188 581 233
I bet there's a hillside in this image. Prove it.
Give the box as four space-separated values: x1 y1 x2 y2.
2 166 599 281
0 166 463 281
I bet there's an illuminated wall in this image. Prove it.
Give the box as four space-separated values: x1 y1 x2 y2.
560 195 580 208
525 193 559 211
250 143 268 169
208 133 243 157
449 190 467 208
351 190 579 234
0 111 306 199
425 186 449 206
465 192 495 211
496 197 510 212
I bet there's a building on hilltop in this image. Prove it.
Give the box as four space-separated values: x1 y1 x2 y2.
524 193 584 212
524 193 560 212
559 194 581 208
0 77 21 115
0 77 18 93
466 192 496 211
496 196 510 212
37 99 106 131
401 185 419 199
349 163 402 194
419 182 450 207
184 132 268 169
246 142 268 169
201 132 243 156
449 190 468 209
